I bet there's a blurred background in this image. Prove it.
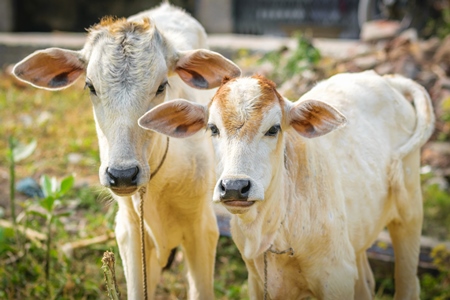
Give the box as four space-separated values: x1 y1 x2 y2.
0 0 444 38
0 0 359 37
2 0 450 299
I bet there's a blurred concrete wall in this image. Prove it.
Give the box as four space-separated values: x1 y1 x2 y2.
1 0 198 32
196 0 233 34
0 0 14 31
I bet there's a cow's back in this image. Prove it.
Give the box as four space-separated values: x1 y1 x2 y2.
296 70 420 251
128 3 207 50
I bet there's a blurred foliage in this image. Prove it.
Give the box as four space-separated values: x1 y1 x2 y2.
423 183 450 241
0 73 99 180
437 96 450 141
214 237 249 300
260 32 321 85
421 244 450 299
425 5 450 39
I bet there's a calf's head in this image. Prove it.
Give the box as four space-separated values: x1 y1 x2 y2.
139 75 346 214
13 17 240 196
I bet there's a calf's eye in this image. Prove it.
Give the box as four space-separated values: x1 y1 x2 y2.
265 125 281 137
156 81 168 96
84 79 97 96
208 124 220 137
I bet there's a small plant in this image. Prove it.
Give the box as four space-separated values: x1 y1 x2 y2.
260 32 321 84
6 137 37 226
102 250 121 300
27 174 74 297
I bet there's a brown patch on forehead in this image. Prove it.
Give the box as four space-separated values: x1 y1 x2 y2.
211 75 282 140
88 16 152 37
252 74 284 105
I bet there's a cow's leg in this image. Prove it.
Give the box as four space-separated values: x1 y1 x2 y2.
146 245 162 299
247 271 264 300
388 153 422 300
354 251 375 300
115 202 161 300
387 220 421 300
181 206 219 300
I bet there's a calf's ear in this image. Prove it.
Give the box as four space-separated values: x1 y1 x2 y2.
175 49 241 89
138 99 208 138
289 100 347 138
13 48 85 90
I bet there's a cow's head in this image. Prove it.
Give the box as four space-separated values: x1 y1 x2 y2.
13 17 240 196
139 75 346 214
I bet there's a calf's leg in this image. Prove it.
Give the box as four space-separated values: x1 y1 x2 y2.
115 202 161 300
388 152 422 300
354 251 375 300
181 205 219 300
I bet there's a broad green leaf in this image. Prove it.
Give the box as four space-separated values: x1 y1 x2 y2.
12 139 37 163
40 175 52 198
40 196 55 213
59 175 75 196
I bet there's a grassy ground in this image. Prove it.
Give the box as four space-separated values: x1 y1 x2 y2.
1 67 450 299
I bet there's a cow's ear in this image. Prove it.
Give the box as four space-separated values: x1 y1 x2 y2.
13 48 86 90
138 99 208 138
174 49 241 89
289 100 347 138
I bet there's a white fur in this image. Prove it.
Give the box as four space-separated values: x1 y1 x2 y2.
208 71 434 299
137 70 434 298
88 5 218 299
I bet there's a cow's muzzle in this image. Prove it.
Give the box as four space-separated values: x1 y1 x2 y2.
220 179 250 199
106 166 139 187
219 179 255 208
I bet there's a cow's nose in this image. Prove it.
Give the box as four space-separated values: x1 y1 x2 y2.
106 166 139 187
219 179 251 200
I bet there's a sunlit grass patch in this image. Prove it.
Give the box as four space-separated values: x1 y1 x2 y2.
0 72 98 181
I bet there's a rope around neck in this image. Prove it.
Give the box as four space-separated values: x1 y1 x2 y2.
263 245 294 300
139 136 170 300
139 187 148 300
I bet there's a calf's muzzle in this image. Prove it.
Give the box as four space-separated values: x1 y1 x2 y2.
106 166 139 187
219 179 251 200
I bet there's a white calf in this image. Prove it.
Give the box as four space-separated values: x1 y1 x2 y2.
13 3 241 299
139 71 435 299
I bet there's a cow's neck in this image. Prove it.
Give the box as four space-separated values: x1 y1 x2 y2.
147 133 170 179
233 149 288 260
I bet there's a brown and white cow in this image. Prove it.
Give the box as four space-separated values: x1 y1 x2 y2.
13 3 240 299
139 71 435 299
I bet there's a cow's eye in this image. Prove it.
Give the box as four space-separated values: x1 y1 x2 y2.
208 124 220 136
84 79 97 96
156 81 168 96
265 125 280 137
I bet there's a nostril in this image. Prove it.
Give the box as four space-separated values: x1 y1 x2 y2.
131 166 139 183
106 167 117 186
219 180 226 194
241 181 251 195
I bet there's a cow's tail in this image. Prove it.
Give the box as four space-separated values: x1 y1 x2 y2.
384 74 435 213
